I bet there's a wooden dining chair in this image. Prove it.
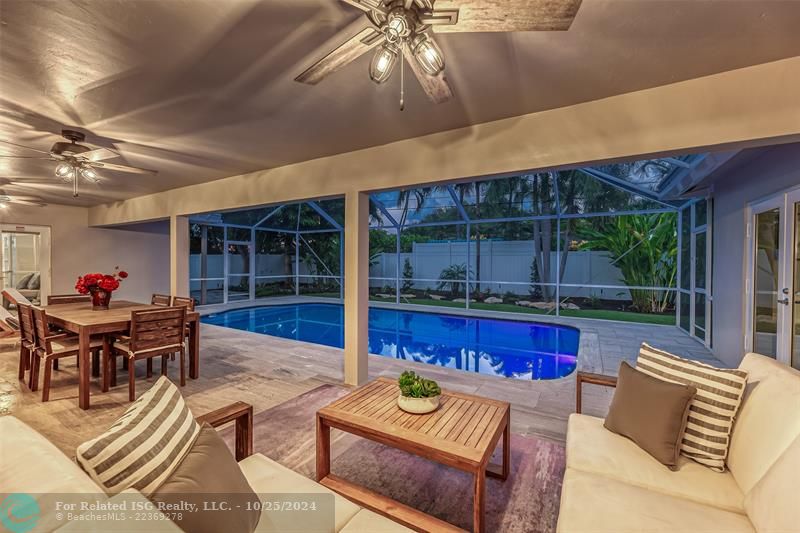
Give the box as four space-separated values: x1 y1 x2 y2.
16 303 36 387
172 296 195 311
47 294 91 305
2 288 33 309
151 294 171 306
170 296 196 360
110 307 187 401
0 306 20 338
30 307 104 402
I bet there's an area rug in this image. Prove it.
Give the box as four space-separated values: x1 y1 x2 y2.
220 384 565 533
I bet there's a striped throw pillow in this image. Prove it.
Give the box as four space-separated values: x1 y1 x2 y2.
76 377 200 495
636 343 748 472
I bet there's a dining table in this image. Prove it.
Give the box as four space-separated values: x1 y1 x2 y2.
43 300 200 410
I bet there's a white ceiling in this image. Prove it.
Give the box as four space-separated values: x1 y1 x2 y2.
1 0 799 207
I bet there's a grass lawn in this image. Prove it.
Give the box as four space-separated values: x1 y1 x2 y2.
370 297 675 325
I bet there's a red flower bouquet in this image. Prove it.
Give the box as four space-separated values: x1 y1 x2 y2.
76 267 128 310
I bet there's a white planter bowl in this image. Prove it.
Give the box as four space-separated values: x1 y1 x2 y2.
397 394 440 414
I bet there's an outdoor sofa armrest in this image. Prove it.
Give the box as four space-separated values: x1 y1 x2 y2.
196 401 254 461
575 371 617 414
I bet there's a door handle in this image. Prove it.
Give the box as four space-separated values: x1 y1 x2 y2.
777 298 790 305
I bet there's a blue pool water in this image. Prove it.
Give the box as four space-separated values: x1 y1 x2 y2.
203 303 579 380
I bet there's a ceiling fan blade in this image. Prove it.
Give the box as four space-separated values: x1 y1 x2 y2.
5 193 46 201
10 199 47 207
90 161 157 174
339 0 389 15
0 155 53 159
79 147 119 162
402 43 454 104
0 139 52 155
430 0 583 33
295 24 384 85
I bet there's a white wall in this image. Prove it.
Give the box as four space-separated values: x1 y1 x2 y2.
0 204 169 302
711 143 800 367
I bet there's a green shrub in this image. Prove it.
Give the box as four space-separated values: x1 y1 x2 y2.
398 370 441 398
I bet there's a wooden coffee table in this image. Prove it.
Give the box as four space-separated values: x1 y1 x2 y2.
316 377 510 533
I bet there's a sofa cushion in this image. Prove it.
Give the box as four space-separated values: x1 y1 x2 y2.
556 468 755 533
727 353 800 494
16 272 34 289
150 423 260 533
0 417 102 533
566 414 745 513
339 509 414 532
76 376 201 495
0 417 101 494
239 453 361 532
27 272 41 290
636 343 748 472
743 433 800 533
603 362 696 469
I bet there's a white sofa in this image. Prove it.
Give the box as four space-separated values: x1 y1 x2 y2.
0 416 410 532
557 352 800 533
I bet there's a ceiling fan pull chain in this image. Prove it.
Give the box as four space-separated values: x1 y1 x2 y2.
73 175 79 198
399 45 405 111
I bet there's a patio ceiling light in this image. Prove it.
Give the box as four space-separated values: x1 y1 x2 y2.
80 166 99 182
369 42 399 85
411 33 444 76
54 162 74 179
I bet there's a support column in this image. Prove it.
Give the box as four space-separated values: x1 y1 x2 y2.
344 191 369 386
249 228 256 301
170 215 190 297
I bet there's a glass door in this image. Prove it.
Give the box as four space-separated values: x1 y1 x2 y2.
789 191 800 370
0 224 51 306
751 202 782 357
748 189 800 368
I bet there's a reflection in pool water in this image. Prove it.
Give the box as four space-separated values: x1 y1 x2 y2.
203 303 579 381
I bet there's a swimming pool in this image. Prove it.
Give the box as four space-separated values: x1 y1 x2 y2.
203 303 579 381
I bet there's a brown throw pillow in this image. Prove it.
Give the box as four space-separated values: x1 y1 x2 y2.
149 423 261 533
604 362 697 470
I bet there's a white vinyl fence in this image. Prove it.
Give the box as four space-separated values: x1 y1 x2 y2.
369 240 632 299
192 241 642 300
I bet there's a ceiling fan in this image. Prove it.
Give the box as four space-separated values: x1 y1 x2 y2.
0 129 157 197
295 0 583 107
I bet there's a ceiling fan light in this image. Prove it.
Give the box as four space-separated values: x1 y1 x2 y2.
369 42 399 85
54 162 74 178
412 33 445 76
385 11 411 42
80 166 99 181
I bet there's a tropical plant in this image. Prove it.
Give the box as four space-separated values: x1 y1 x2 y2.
579 213 677 313
436 263 470 298
401 258 414 292
398 370 441 398
529 260 542 299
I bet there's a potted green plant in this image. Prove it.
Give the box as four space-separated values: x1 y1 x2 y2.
397 370 442 414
